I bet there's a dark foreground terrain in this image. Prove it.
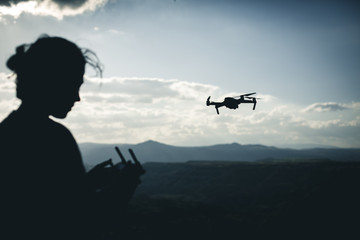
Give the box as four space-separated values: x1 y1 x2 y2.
103 160 360 240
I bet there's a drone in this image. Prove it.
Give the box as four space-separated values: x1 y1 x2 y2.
206 92 260 114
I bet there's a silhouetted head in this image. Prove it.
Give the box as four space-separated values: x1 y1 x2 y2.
6 34 102 118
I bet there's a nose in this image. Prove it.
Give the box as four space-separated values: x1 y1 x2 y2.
75 92 80 102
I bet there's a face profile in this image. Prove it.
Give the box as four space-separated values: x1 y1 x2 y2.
44 65 84 118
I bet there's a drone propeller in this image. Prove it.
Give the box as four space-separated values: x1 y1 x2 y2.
245 96 262 100
234 92 256 98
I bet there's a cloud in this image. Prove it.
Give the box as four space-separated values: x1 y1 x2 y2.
52 0 87 8
0 0 107 21
81 77 219 102
0 1 23 6
1 73 359 148
108 29 126 35
0 73 20 119
302 102 348 112
0 0 88 7
66 77 359 147
302 119 341 129
344 102 360 110
59 76 236 144
339 116 360 127
256 94 277 103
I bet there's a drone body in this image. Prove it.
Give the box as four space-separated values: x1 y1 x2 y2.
206 92 259 114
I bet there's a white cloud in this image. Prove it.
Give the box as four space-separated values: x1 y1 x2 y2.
57 77 224 144
302 102 349 112
0 73 19 113
0 0 107 21
339 116 360 127
255 94 276 103
344 102 360 110
108 29 126 35
0 73 359 148
81 78 358 147
302 119 341 129
81 76 219 102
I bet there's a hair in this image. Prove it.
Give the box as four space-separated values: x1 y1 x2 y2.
6 34 103 100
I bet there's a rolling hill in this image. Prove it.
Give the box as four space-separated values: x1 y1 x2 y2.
79 140 360 167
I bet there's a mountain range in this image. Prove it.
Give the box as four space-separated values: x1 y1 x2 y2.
79 140 360 167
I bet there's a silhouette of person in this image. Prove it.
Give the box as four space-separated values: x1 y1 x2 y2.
0 35 143 239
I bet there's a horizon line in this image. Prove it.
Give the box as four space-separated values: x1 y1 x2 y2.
77 139 347 150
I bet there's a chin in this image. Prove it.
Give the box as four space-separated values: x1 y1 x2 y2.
51 111 70 119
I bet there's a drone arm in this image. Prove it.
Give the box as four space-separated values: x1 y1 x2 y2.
206 96 211 106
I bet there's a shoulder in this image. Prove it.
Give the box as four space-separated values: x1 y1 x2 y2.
48 119 85 174
0 112 75 141
46 118 80 151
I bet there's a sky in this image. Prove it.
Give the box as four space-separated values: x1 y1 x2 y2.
0 0 359 148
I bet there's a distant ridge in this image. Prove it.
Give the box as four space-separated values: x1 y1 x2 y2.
277 143 339 149
79 140 360 167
